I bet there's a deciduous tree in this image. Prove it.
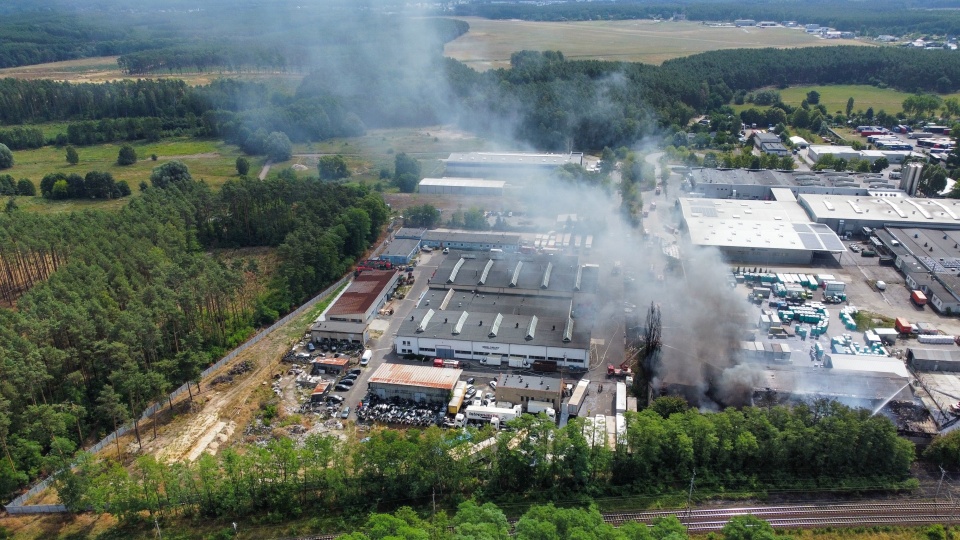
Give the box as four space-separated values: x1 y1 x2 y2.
116 144 137 166
149 160 192 188
0 144 12 169
65 145 79 165
265 131 293 162
318 155 349 180
235 156 250 176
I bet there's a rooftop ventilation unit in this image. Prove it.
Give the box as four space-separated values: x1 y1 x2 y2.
541 262 553 289
416 309 435 333
453 312 469 335
489 313 503 338
479 259 494 285
510 261 523 287
526 316 538 341
447 258 465 284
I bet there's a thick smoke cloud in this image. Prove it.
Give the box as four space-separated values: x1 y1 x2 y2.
297 2 752 403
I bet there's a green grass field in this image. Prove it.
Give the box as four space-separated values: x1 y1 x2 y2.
6 137 256 214
445 18 869 70
5 125 494 214
732 84 960 116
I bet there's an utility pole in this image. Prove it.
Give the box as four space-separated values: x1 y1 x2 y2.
432 486 436 516
685 469 697 520
936 465 947 499
154 518 162 539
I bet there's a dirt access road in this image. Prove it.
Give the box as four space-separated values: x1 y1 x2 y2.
134 319 304 463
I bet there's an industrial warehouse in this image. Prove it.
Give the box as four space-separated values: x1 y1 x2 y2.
366 363 463 403
679 195 847 264
807 144 913 164
687 167 905 200
429 251 598 296
394 307 591 370
873 227 960 314
798 193 960 233
421 231 522 252
418 177 506 196
310 269 399 343
443 151 583 179
378 238 421 266
394 250 598 370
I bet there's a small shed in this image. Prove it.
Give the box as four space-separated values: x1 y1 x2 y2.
311 357 351 376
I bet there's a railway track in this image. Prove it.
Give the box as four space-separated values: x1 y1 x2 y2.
283 500 960 539
604 500 960 530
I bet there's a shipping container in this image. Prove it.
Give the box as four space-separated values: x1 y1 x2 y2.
911 290 928 306
918 334 957 345
824 281 846 292
895 317 912 334
567 379 590 416
915 322 939 335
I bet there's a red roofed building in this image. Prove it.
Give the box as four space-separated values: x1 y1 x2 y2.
367 363 462 403
326 270 400 324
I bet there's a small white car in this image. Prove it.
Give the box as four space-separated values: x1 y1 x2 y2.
876 281 887 291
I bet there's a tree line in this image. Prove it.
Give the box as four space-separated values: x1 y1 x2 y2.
51 398 914 519
658 46 960 97
38 171 131 201
0 167 388 499
0 1 468 72
6 46 959 156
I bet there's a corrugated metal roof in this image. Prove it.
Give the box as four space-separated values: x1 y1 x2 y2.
327 271 398 317
826 354 910 378
445 152 583 166
909 348 960 363
368 363 462 390
315 357 349 367
419 177 506 188
381 239 421 258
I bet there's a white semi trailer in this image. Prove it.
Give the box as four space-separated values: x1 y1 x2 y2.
454 404 523 429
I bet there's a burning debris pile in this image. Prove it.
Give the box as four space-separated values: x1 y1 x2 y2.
879 400 937 436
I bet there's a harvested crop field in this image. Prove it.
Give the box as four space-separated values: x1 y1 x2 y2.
445 18 868 70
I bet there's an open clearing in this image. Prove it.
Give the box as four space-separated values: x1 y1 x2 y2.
6 137 257 214
445 18 868 70
6 126 489 214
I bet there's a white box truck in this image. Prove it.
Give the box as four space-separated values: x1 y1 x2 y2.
508 357 531 368
526 400 556 420
480 356 502 367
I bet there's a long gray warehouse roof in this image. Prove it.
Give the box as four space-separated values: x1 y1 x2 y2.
689 168 888 189
398 308 590 350
800 194 960 227
422 231 521 246
445 152 583 167
419 178 506 188
431 252 595 293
